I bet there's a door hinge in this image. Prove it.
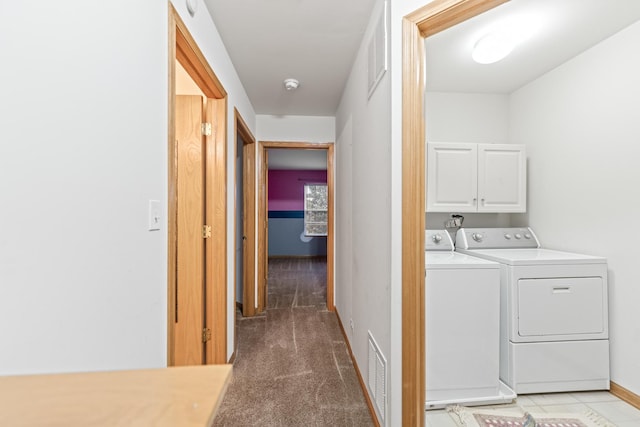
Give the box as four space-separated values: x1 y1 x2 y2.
201 122 212 136
202 328 212 343
203 225 212 239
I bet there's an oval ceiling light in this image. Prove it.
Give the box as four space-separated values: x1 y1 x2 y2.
472 32 514 64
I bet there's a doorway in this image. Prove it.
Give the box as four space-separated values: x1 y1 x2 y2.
233 110 257 319
167 5 228 366
401 0 507 424
245 141 335 314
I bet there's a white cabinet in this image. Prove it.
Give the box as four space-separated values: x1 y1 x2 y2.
426 142 526 213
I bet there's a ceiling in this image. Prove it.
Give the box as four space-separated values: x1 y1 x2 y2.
426 0 640 93
203 0 376 116
202 1 640 117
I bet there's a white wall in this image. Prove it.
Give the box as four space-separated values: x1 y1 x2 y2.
0 0 168 374
335 0 411 424
256 115 335 142
509 21 640 395
0 0 256 374
426 92 510 144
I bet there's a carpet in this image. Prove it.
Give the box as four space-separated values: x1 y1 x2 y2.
448 405 615 427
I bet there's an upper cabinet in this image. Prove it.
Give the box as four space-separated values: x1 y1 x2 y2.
426 142 526 213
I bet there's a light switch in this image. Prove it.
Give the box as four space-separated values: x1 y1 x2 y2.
148 200 161 231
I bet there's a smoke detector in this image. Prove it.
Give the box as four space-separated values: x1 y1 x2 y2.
283 78 300 91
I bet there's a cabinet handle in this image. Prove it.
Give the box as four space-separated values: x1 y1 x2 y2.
481 198 485 205
473 198 477 205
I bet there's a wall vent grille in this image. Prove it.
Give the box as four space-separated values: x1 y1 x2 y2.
367 1 388 99
367 331 387 424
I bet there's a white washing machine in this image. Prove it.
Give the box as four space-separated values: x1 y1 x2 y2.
456 227 610 394
425 230 515 410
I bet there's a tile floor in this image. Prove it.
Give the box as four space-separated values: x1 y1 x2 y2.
426 391 640 426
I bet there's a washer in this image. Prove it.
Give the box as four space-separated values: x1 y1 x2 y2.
425 230 515 410
456 227 609 394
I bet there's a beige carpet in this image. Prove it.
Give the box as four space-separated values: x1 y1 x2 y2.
212 258 374 426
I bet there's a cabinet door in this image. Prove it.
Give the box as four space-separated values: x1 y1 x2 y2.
426 142 477 212
478 144 526 212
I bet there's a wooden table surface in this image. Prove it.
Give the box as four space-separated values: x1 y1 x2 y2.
0 365 232 426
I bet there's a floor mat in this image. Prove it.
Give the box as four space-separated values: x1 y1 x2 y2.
448 405 615 427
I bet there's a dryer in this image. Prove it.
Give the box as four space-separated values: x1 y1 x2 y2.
425 230 515 410
456 227 609 394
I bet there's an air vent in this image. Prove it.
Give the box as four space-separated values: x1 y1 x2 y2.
367 1 388 99
368 331 387 424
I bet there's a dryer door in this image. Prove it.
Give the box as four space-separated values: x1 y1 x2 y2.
517 277 606 339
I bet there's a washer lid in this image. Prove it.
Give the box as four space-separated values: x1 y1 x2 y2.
456 248 606 266
426 251 500 269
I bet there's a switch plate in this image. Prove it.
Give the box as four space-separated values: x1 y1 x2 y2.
148 200 161 231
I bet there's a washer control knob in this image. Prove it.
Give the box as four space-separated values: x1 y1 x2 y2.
472 233 484 242
515 233 522 239
504 233 512 240
524 233 532 239
432 234 442 244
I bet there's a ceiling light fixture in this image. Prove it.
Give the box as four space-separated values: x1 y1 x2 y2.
472 15 541 65
284 78 299 91
472 32 514 64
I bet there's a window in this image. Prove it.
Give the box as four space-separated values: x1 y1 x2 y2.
304 184 328 236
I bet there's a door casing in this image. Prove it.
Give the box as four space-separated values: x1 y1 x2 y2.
255 141 335 313
401 0 508 425
168 4 228 365
234 110 257 318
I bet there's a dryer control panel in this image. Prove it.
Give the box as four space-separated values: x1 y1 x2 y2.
456 227 541 249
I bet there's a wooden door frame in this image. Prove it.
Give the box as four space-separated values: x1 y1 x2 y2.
234 109 257 318
168 4 228 365
401 0 508 424
257 141 335 313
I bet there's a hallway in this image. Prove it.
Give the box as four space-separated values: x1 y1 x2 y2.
213 258 374 426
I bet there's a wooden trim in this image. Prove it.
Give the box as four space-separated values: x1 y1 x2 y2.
257 141 335 313
173 9 226 99
235 108 255 147
326 144 335 311
168 3 228 366
411 0 508 37
401 16 426 427
335 309 380 427
233 108 256 325
243 140 257 317
257 143 268 313
167 4 178 367
401 0 507 424
204 98 228 364
611 382 640 410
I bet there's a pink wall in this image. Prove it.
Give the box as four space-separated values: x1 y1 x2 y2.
268 170 327 211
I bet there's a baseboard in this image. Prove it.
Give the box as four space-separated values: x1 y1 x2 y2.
610 381 640 410
335 309 381 427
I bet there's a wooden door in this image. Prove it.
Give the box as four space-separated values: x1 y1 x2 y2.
174 95 205 365
242 140 256 316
